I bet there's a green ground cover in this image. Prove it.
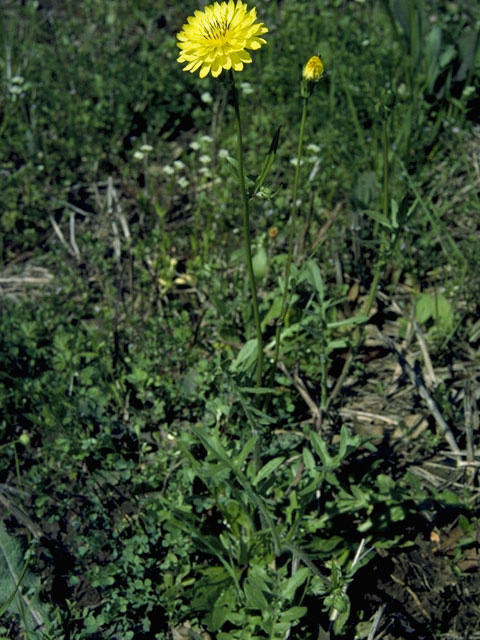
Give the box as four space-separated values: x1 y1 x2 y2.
1 0 480 638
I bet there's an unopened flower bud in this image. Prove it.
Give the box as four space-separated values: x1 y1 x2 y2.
301 55 325 98
267 226 278 239
303 55 324 82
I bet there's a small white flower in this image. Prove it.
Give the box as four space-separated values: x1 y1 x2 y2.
140 144 153 153
162 165 175 175
177 176 190 189
133 151 144 161
173 160 185 170
190 141 201 151
201 91 213 104
199 154 211 164
307 143 321 153
8 85 23 95
218 148 229 159
240 81 254 95
201 135 213 143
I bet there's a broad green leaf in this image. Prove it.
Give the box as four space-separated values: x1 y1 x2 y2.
263 296 282 322
244 581 268 610
211 601 232 631
280 606 307 622
252 246 267 279
415 292 453 330
281 567 311 600
230 339 257 374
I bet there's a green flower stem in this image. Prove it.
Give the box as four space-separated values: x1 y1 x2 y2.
270 96 309 381
230 71 263 389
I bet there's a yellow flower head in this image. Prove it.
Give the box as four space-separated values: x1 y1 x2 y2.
302 55 324 83
177 0 268 79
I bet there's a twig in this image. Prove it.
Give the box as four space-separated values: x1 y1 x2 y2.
339 408 399 426
69 211 81 260
390 572 431 622
367 604 386 640
0 276 52 285
308 201 343 255
61 201 91 217
111 220 121 261
49 214 74 256
413 319 438 387
464 381 477 485
278 362 321 429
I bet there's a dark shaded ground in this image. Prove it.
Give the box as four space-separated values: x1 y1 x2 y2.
349 525 480 639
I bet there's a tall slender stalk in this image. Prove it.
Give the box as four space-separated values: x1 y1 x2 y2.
230 71 264 389
270 96 309 381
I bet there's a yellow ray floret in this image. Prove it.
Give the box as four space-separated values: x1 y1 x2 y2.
177 0 268 78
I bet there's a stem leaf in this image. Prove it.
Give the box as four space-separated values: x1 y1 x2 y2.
253 125 282 197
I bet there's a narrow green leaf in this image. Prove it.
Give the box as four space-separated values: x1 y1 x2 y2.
306 260 324 301
192 427 230 465
225 155 240 179
191 427 281 552
309 431 333 467
240 386 277 395
363 209 392 229
235 435 258 469
338 424 349 458
252 456 285 486
326 315 369 329
302 447 316 472
253 125 281 196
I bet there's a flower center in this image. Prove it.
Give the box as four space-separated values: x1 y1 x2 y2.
202 17 232 43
